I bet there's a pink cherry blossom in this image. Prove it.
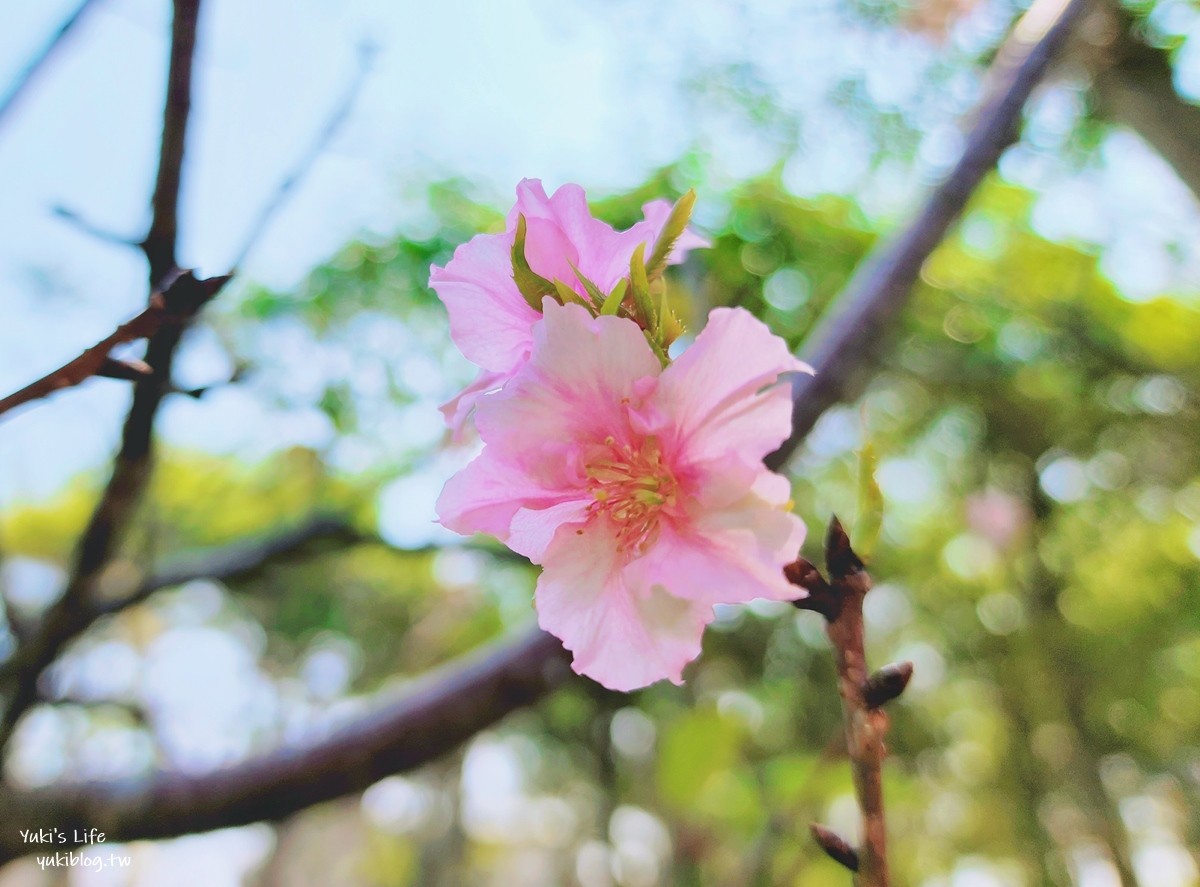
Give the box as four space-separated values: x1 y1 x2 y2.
429 179 706 439
437 301 809 691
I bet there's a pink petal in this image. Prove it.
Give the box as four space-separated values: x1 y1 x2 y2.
629 503 804 608
652 307 812 465
474 302 662 463
436 449 568 542
510 180 620 291
536 519 713 691
430 232 540 373
509 499 592 562
439 369 506 443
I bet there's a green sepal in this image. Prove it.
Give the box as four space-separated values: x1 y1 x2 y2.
567 259 608 309
511 214 558 310
629 243 656 334
600 279 628 316
645 189 696 282
553 278 591 308
644 329 669 368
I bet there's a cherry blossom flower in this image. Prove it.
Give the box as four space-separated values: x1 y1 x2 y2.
430 179 706 439
437 301 809 690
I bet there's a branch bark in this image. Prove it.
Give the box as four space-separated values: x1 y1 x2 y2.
767 0 1090 471
0 271 226 422
792 519 900 886
0 627 571 863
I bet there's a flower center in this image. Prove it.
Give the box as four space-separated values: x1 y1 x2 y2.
585 436 676 554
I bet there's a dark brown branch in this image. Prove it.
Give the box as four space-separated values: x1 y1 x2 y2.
0 0 211 753
766 0 1090 471
795 519 896 886
0 518 341 684
0 626 572 863
0 0 105 131
231 42 375 270
87 516 362 621
143 0 201 284
0 272 227 421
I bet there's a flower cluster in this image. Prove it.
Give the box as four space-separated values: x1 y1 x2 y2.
432 180 808 691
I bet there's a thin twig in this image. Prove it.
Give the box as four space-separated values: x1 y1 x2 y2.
142 0 201 284
87 515 362 621
53 205 139 248
0 0 105 131
231 42 376 270
0 272 227 422
766 0 1091 471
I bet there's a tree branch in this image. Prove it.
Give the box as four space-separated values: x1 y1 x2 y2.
0 0 105 132
790 519 903 885
142 0 201 285
0 271 226 422
0 626 572 863
87 515 363 621
0 0 211 753
0 517 363 687
766 0 1090 471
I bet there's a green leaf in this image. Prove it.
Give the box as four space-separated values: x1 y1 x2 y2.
645 189 696 281
855 439 883 560
511 214 558 310
600 279 627 316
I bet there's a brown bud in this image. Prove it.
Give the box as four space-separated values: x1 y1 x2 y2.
824 515 864 580
97 357 154 382
863 661 914 709
810 823 859 872
785 558 842 621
